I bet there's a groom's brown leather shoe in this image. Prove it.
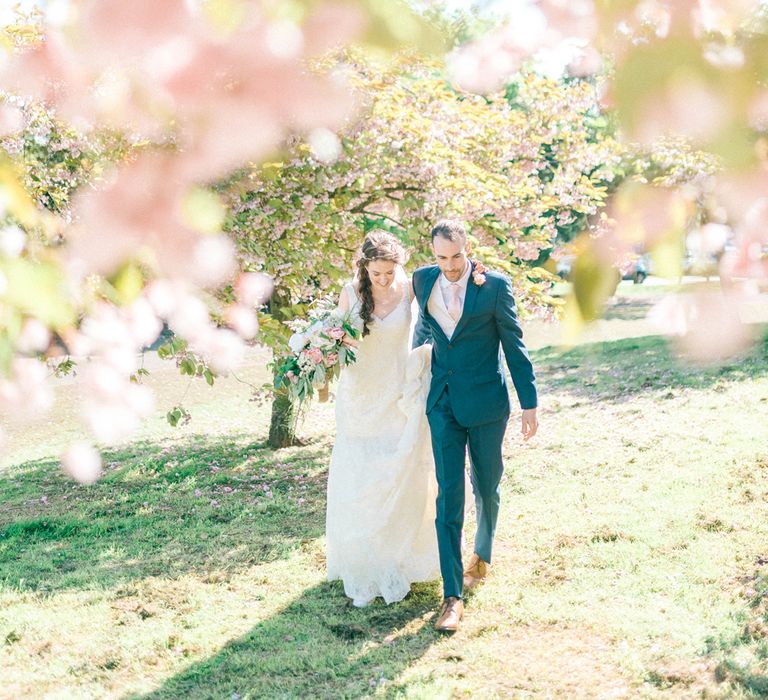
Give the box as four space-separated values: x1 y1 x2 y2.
463 553 489 590
434 596 464 633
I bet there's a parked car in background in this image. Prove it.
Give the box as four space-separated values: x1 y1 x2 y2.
555 254 575 280
623 255 649 284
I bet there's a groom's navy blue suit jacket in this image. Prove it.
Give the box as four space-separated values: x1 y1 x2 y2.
412 264 537 427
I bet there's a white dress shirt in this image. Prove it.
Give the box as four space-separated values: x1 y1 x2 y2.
438 260 471 311
428 261 471 339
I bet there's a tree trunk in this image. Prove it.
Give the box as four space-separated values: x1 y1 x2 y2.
267 285 301 449
268 389 299 448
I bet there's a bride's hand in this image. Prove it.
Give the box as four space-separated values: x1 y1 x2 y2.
342 334 360 348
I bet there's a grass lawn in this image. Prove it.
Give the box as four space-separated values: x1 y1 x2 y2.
2 293 768 699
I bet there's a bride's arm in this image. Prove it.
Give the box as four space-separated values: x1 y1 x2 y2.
407 277 415 303
337 284 360 348
337 284 350 314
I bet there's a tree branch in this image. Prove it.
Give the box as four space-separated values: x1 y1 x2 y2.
357 210 407 228
347 185 424 213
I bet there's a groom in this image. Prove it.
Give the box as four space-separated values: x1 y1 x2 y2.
412 220 539 633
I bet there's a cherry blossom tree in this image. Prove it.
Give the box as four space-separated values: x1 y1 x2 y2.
447 0 768 358
0 0 439 477
0 0 743 468
224 53 648 446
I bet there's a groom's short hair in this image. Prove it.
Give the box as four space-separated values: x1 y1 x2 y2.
431 220 467 244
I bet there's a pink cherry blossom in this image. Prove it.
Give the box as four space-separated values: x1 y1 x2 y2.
1 31 91 118
235 272 273 307
79 0 194 62
721 198 768 280
0 358 52 418
540 0 599 43
567 47 602 77
16 318 51 355
80 363 155 443
648 294 689 337
649 290 755 363
166 293 213 342
597 184 690 265
747 90 768 131
124 298 164 349
0 225 26 257
686 223 730 256
630 76 729 145
61 441 103 484
194 328 245 375
0 104 23 137
692 0 756 35
190 236 237 289
69 152 193 277
225 304 259 340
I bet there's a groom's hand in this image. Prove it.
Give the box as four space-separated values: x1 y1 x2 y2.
521 408 538 441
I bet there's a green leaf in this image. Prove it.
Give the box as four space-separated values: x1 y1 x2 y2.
570 243 619 323
167 409 180 427
109 263 144 305
1 259 75 329
171 337 188 354
181 187 227 235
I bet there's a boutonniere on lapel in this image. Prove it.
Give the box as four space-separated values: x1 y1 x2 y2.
471 261 488 286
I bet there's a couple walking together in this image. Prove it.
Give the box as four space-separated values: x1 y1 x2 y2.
325 220 539 632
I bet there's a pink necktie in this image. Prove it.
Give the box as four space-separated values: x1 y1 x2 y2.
448 282 462 322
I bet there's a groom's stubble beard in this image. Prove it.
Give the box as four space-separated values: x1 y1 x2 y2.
441 257 469 283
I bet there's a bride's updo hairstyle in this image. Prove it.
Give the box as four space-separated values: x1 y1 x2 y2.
356 230 406 337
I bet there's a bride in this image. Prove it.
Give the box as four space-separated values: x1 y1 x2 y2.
325 230 439 607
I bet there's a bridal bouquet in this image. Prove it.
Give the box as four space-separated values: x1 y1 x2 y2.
274 299 362 404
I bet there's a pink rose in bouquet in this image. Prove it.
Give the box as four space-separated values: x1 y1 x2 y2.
303 347 324 364
275 295 363 405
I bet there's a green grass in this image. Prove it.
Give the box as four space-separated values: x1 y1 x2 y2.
2 300 768 698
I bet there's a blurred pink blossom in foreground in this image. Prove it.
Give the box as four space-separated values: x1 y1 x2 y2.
0 0 365 467
648 290 755 363
61 441 103 484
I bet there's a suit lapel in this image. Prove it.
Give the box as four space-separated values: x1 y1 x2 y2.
419 266 450 343
451 261 479 339
419 266 441 315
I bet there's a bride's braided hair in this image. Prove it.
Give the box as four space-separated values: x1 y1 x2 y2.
356 230 407 337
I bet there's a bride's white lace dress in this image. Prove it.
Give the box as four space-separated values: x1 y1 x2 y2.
326 282 439 606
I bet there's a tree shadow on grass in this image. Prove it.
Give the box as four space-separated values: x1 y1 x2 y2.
702 554 768 697
0 432 330 593
128 579 443 700
603 296 657 321
533 328 768 404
